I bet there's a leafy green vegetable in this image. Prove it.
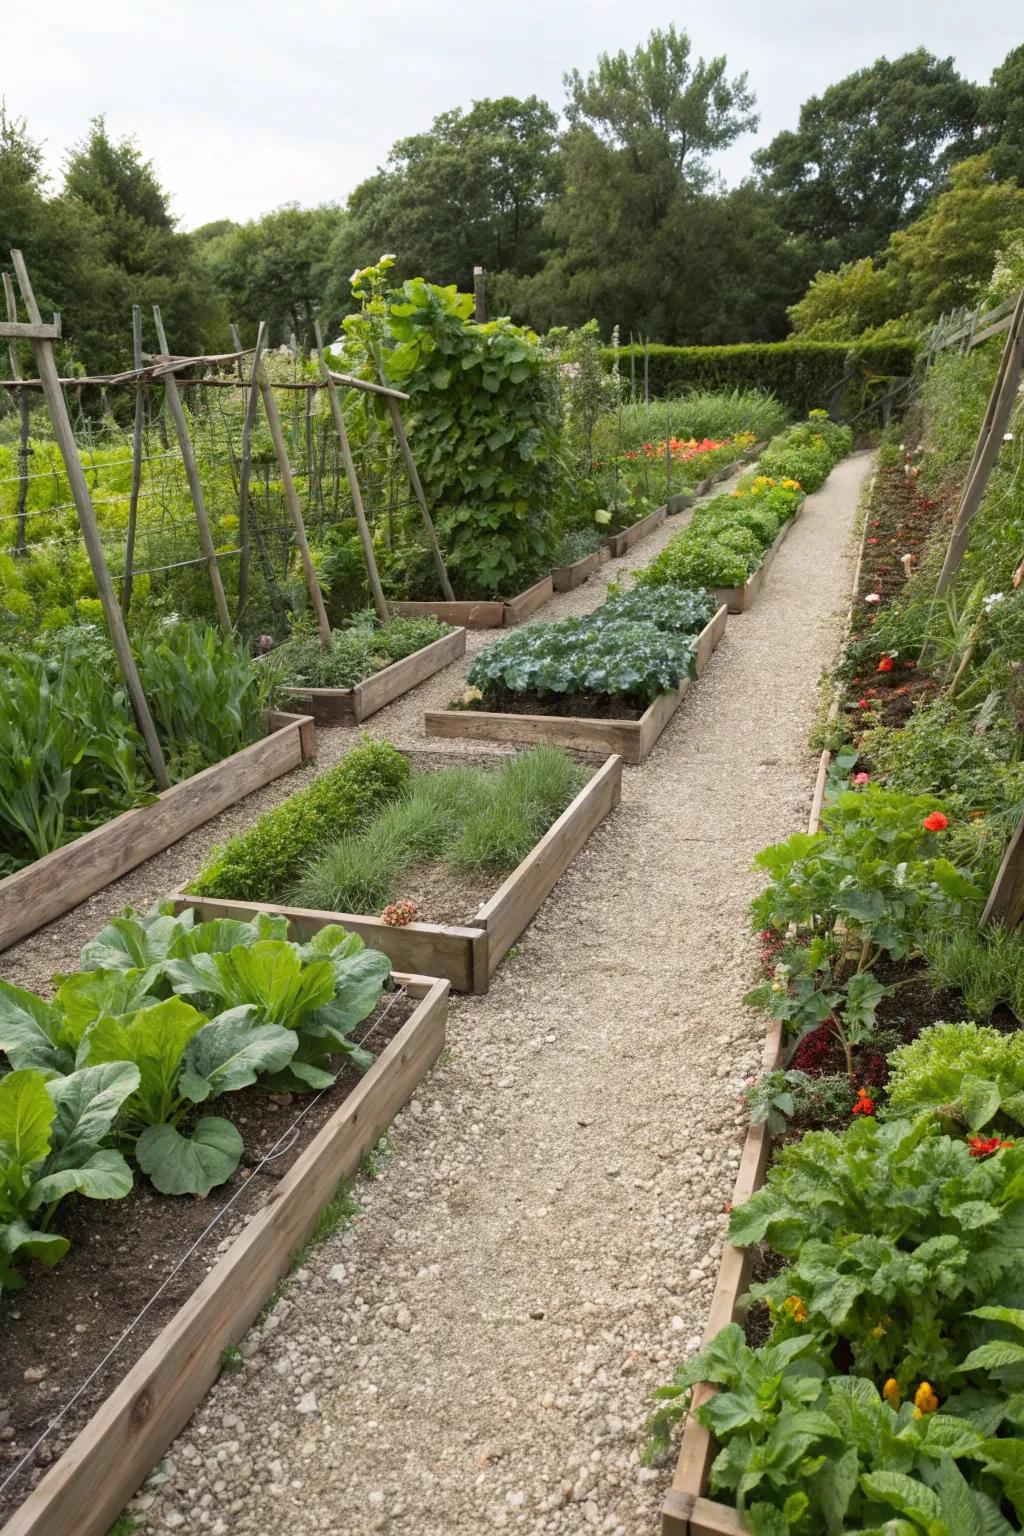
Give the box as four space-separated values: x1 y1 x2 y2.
886 1022 1024 1130
136 1116 244 1198
0 1064 137 1291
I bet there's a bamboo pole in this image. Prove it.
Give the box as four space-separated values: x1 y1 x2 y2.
383 395 456 601
122 305 144 613
235 322 266 619
151 306 232 634
2 273 30 555
9 251 170 789
255 344 332 647
313 320 389 624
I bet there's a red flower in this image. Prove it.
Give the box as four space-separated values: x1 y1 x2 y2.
868 537 879 545
969 1136 1014 1158
857 698 870 709
852 1087 875 1117
877 656 894 673
922 812 948 832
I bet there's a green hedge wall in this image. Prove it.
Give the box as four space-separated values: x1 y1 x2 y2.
600 340 917 416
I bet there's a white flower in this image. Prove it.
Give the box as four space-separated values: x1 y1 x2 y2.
349 268 362 284
865 592 881 604
983 592 1005 613
378 253 396 264
1004 432 1015 442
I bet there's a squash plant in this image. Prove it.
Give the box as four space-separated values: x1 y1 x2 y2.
342 262 566 596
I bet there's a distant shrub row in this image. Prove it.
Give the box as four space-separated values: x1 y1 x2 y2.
600 340 917 416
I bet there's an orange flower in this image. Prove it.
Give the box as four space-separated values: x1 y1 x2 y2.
877 656 894 673
781 1295 807 1323
912 1382 939 1417
882 1378 901 1409
922 812 948 832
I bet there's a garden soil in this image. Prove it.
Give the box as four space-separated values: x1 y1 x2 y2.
0 453 872 1535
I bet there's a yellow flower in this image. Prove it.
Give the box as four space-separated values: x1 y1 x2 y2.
781 1295 807 1323
882 1378 901 1409
780 478 802 491
912 1381 939 1417
462 686 483 706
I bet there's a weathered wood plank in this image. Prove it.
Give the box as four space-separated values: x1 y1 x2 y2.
0 715 314 953
475 755 622 970
0 976 448 1536
604 503 667 558
282 628 467 727
174 895 485 994
982 815 1024 929
424 606 726 765
392 598 506 628
552 550 601 591
503 574 554 625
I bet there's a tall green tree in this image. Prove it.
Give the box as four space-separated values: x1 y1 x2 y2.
983 46 1024 185
757 51 981 265
336 96 560 293
61 118 222 366
199 203 345 345
503 28 761 341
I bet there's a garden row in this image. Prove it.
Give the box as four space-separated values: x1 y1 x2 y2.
0 402 854 1534
0 406 812 949
656 323 1024 1534
426 414 853 762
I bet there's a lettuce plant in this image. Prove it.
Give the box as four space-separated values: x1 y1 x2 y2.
886 1021 1024 1131
0 1063 138 1290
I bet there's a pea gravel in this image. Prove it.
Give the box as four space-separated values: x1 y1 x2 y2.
5 454 872 1534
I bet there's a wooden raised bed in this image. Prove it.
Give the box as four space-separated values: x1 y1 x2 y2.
1 971 449 1536
281 627 466 726
604 503 667 558
172 753 623 993
552 548 602 591
393 574 554 630
662 479 866 1536
0 710 316 954
713 496 806 615
424 605 728 766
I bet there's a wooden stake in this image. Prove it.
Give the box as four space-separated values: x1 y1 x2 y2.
981 814 1024 929
934 289 1024 599
314 320 389 624
255 345 333 647
122 305 144 613
151 306 232 634
383 394 456 601
2 273 30 555
10 251 170 789
236 321 266 618
473 265 486 324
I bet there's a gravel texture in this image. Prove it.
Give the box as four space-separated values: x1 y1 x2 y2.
5 454 872 1534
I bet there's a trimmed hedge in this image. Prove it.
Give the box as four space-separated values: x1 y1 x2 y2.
600 341 917 416
189 736 411 903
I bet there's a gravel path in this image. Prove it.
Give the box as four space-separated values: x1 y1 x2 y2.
7 453 872 1534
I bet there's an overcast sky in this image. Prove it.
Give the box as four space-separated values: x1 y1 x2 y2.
7 1 1021 230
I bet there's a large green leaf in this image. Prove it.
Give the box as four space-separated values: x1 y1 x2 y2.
0 1217 68 1291
319 948 391 1036
177 1009 298 1102
165 940 335 1032
961 1074 1002 1132
27 1147 134 1210
860 1470 941 1526
55 971 160 1052
43 1061 141 1172
0 979 69 1074
84 998 207 1126
136 1115 243 1196
79 909 190 973
0 1069 55 1168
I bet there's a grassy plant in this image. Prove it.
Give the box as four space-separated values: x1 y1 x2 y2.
920 918 1024 1022
290 747 588 914
191 736 411 902
599 389 790 454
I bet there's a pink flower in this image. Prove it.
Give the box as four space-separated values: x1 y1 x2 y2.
865 593 881 605
853 772 870 785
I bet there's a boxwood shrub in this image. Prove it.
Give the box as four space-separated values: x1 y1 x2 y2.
190 736 411 902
